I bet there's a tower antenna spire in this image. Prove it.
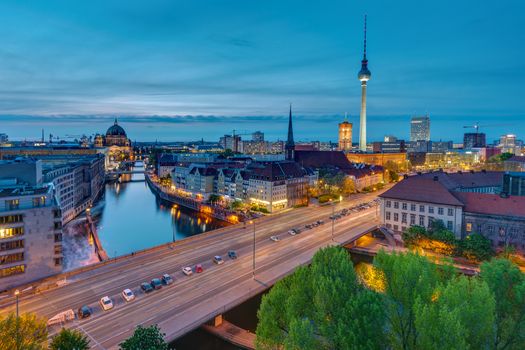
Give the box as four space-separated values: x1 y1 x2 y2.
363 14 367 60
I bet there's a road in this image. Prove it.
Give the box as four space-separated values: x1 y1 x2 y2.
0 191 383 349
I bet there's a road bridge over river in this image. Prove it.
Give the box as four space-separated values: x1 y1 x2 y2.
0 191 383 349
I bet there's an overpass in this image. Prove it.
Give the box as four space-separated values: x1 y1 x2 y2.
0 193 382 349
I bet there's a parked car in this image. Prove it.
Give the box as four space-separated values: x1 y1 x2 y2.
317 220 324 225
161 274 173 285
228 250 238 259
270 235 280 242
288 230 296 236
78 306 92 319
195 264 204 273
182 266 193 276
213 255 224 265
99 296 113 311
122 288 135 302
151 278 162 290
141 282 154 293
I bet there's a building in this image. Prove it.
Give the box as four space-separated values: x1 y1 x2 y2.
358 16 371 152
252 131 264 142
338 117 353 152
479 147 501 162
240 140 268 154
345 152 407 169
0 159 43 186
285 104 295 161
372 140 406 153
104 119 130 147
407 140 431 153
431 141 453 153
0 183 63 289
0 133 8 144
410 115 431 142
384 135 397 142
504 155 525 172
503 172 525 196
219 135 241 153
378 171 525 250
499 134 518 154
464 132 486 150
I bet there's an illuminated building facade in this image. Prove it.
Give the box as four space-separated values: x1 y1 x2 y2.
410 115 431 142
338 118 353 152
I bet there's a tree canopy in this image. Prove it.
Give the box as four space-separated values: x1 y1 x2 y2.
119 325 168 350
0 313 48 350
50 328 90 350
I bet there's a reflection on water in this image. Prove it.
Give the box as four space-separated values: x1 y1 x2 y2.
93 164 228 258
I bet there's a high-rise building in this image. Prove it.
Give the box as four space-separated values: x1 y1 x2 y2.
0 133 8 144
219 134 241 152
252 131 264 142
358 15 371 152
499 134 518 154
463 132 486 149
338 116 352 152
384 135 397 142
410 115 431 142
285 104 295 161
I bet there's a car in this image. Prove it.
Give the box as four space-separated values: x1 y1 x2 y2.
122 288 135 302
182 266 193 276
99 296 113 311
195 264 204 273
141 282 154 293
329 215 335 220
270 235 280 242
161 274 173 285
305 224 312 229
151 278 162 290
213 255 224 265
228 250 237 259
78 305 92 319
317 220 324 225
288 230 296 236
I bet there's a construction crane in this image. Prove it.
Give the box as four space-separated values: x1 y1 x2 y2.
463 123 480 133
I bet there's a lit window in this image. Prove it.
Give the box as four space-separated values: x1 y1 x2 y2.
466 223 472 232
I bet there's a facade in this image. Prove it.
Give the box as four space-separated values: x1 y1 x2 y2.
0 159 43 187
379 171 525 250
0 185 63 289
252 131 264 142
410 115 431 142
503 172 525 196
407 140 432 153
240 141 268 154
338 119 353 152
431 141 453 153
219 135 241 153
345 152 407 168
463 132 486 149
499 134 518 154
0 133 8 144
372 140 406 153
504 155 525 172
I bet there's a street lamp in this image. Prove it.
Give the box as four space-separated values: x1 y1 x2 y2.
250 220 256 279
329 199 335 242
14 289 20 350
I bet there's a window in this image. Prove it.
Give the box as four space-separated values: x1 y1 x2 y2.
0 252 24 265
410 214 416 225
394 202 399 209
386 212 391 220
428 217 434 227
410 204 416 211
402 203 408 210
386 201 391 208
419 205 425 213
419 215 425 226
54 245 62 255
428 206 434 214
0 239 24 252
54 233 62 242
0 264 25 278
5 199 19 210
448 208 454 216
54 222 62 230
394 225 399 231
0 227 24 240
394 213 399 222
402 213 407 224
487 225 494 234
54 257 63 266
386 223 392 228
0 215 23 224
32 197 46 207
447 221 453 230
438 207 444 215
466 223 472 232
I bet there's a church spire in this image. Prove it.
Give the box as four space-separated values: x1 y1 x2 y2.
285 103 295 161
114 117 118 125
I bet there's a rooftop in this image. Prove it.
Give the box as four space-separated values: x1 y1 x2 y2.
454 192 525 218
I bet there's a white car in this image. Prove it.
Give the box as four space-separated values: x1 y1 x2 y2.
182 266 193 276
99 296 113 311
288 230 296 236
122 289 135 302
270 235 280 242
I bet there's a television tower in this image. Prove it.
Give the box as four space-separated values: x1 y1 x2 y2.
358 15 371 152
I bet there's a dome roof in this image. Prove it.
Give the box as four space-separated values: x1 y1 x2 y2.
106 118 127 137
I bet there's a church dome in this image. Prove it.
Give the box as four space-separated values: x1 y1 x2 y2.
106 118 127 137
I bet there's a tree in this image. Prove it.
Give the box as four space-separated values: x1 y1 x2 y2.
414 276 495 350
0 313 48 350
373 251 453 350
459 233 494 261
480 258 525 350
119 325 168 350
256 246 385 350
50 328 90 350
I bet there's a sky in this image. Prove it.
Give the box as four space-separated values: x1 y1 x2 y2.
0 0 524 142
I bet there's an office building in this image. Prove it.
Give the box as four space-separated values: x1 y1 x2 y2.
431 141 453 153
219 135 241 153
372 140 406 153
384 135 397 142
499 134 519 154
464 132 486 150
338 117 353 152
410 115 431 142
407 140 432 153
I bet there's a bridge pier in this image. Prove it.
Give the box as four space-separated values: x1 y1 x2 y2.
213 314 223 327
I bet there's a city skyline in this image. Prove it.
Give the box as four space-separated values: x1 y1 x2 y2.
0 0 524 142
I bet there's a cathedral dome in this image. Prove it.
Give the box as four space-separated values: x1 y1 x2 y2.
106 119 127 137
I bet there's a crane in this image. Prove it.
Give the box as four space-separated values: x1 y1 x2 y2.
463 123 480 133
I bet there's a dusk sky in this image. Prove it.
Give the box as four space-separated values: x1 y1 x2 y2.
0 0 524 142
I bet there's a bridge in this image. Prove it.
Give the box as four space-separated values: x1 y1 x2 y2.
0 192 382 349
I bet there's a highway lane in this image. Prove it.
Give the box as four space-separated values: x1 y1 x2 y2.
0 191 383 348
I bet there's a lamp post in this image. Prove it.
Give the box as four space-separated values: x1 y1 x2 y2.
14 289 20 350
329 199 335 242
251 220 256 279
